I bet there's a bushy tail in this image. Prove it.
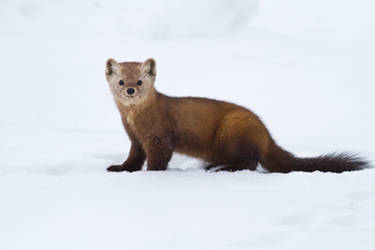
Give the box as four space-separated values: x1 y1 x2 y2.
260 141 368 173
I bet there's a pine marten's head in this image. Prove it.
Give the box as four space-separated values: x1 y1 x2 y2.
105 58 156 105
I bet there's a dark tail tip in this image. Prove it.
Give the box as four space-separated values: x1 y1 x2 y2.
262 142 371 173
296 152 369 173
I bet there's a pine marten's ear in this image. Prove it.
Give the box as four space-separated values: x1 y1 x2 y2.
142 58 157 77
105 58 120 81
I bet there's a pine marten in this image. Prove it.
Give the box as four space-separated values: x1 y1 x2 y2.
105 58 368 173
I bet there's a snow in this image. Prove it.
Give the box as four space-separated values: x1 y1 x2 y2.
1 0 375 249
1 171 375 250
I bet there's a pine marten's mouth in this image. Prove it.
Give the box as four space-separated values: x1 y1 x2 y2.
124 93 143 100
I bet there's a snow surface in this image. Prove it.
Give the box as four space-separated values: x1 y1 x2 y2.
1 0 375 249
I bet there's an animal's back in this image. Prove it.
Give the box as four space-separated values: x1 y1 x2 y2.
165 95 266 161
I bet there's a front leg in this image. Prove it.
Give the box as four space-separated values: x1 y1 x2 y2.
144 134 173 171
107 140 146 172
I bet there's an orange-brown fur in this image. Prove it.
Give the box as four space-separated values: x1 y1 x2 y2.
105 58 368 173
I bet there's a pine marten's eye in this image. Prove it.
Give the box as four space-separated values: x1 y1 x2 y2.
119 80 124 86
137 80 143 86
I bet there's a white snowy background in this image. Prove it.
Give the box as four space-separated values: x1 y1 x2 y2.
1 0 375 249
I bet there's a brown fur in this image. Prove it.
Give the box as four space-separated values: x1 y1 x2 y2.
105 58 369 173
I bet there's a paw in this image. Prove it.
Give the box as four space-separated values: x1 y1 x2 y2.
107 164 140 172
215 166 235 172
107 165 127 172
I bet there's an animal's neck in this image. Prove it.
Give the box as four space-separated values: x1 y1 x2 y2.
115 89 159 123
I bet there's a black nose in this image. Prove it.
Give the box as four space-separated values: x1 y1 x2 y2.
127 88 135 95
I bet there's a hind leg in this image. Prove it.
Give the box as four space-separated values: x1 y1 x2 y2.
209 112 269 172
210 133 261 172
205 161 258 172
215 161 258 172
